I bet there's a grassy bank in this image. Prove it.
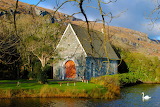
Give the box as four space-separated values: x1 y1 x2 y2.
0 80 115 99
2 72 145 99
1 72 155 99
90 75 120 99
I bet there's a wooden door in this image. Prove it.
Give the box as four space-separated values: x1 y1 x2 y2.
65 60 76 78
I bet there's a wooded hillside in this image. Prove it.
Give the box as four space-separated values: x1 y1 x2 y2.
0 0 160 82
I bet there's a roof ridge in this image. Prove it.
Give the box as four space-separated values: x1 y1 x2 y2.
70 24 119 60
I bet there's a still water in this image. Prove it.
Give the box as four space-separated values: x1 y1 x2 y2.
0 84 160 107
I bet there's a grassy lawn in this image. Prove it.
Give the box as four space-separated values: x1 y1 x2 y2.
0 79 35 83
0 80 103 90
49 82 101 90
0 79 120 99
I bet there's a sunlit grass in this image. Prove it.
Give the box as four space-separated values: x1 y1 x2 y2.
0 80 103 90
0 79 41 89
0 83 43 89
0 79 36 83
0 79 118 99
49 82 103 90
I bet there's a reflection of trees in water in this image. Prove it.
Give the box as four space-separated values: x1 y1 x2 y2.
41 98 92 107
0 99 11 107
0 98 40 107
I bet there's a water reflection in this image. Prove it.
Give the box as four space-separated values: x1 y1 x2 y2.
41 98 93 107
0 84 160 107
0 98 40 107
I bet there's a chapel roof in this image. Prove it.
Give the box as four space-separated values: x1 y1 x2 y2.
70 24 119 60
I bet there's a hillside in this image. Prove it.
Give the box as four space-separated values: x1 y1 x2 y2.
1 0 160 59
0 0 82 22
72 21 160 58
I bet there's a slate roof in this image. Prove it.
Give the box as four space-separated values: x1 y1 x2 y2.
71 24 119 60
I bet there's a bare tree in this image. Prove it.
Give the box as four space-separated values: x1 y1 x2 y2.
0 0 20 64
0 0 121 80
147 0 160 42
50 0 121 75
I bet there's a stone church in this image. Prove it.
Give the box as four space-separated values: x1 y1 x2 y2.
53 23 119 80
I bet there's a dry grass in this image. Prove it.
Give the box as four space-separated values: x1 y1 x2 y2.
90 75 120 99
0 89 39 98
0 87 104 99
39 84 107 98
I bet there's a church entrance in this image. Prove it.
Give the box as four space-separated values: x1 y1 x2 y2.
65 60 76 78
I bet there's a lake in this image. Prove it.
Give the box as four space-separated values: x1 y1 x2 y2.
0 84 160 107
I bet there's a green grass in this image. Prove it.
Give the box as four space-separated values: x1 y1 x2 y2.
0 79 36 83
0 79 120 99
49 82 102 90
0 79 41 89
0 80 103 91
0 82 42 89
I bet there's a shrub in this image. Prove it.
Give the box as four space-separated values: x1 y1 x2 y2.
27 60 48 83
90 75 120 99
155 65 160 82
36 70 48 84
120 51 160 82
28 71 36 80
119 72 140 86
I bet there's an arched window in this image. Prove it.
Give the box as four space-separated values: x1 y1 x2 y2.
91 62 95 77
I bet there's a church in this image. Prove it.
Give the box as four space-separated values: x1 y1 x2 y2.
53 23 119 80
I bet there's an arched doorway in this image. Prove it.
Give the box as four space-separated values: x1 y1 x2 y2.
65 60 76 79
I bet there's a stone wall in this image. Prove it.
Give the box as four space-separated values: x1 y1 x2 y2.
85 57 118 80
53 24 87 80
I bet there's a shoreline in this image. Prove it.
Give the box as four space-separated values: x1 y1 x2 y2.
0 78 120 99
0 81 119 99
0 87 112 99
0 82 159 99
